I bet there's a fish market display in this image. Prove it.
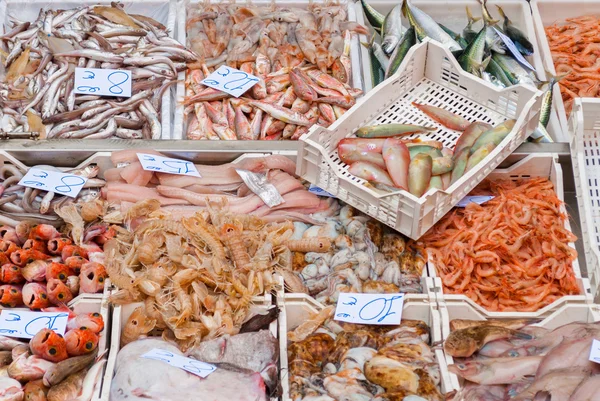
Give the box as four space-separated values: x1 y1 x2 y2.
446 319 600 400
545 14 600 117
0 217 107 309
338 102 515 197
0 3 197 139
183 3 366 140
0 163 104 226
102 150 338 221
287 308 443 400
0 308 105 401
111 330 279 401
422 177 580 312
361 0 538 89
292 205 426 304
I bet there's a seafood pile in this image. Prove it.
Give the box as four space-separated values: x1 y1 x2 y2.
445 318 600 400
338 102 515 197
183 2 366 140
0 3 197 139
545 14 600 117
422 177 580 312
102 150 339 221
0 220 106 310
292 205 426 304
0 163 105 227
111 330 279 400
287 307 443 400
0 309 105 401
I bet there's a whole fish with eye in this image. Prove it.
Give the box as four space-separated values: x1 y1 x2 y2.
458 23 490 78
444 325 532 357
381 5 405 55
402 0 462 54
496 5 534 56
479 0 507 54
0 4 198 140
385 27 416 79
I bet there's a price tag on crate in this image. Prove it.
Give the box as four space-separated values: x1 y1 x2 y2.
492 28 535 71
74 67 132 98
334 293 405 325
137 153 201 177
201 65 260 98
589 339 600 364
308 184 336 198
0 310 69 339
456 195 494 207
18 168 88 198
141 348 217 378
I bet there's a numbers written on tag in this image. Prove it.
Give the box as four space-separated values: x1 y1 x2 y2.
201 65 260 98
74 67 132 98
141 348 217 378
137 153 201 177
335 293 405 325
0 311 69 339
18 168 88 198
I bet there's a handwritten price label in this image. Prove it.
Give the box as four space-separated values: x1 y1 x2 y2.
334 293 405 325
18 168 88 198
589 339 600 364
74 67 132 98
456 195 495 207
137 153 201 177
201 65 260 98
141 348 217 378
0 311 68 339
493 27 535 71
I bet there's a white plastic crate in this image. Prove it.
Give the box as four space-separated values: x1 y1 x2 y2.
279 292 453 401
351 0 566 142
569 98 600 301
531 0 595 141
427 153 593 318
172 0 364 140
439 300 600 392
0 0 177 140
99 293 276 401
297 39 542 240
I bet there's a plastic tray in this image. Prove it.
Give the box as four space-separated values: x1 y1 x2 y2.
427 153 593 317
99 293 276 401
0 0 177 140
351 0 566 142
297 39 542 240
439 300 600 392
530 0 594 140
172 0 364 140
279 292 453 401
569 98 600 301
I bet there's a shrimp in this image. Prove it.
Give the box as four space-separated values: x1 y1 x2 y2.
182 215 227 261
287 305 335 342
220 221 252 270
284 237 332 252
121 306 156 346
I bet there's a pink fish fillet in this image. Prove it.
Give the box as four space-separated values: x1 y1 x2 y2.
119 162 153 187
110 149 163 165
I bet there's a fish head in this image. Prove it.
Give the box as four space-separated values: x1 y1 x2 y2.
65 328 99 356
0 264 24 284
448 361 483 378
21 260 47 282
444 335 478 357
64 256 87 274
29 329 68 363
28 224 59 241
45 262 70 282
75 313 105 334
46 279 73 305
22 283 50 309
79 262 107 294
47 238 72 255
0 284 23 307
61 245 88 260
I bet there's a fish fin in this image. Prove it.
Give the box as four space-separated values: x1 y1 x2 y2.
512 330 534 340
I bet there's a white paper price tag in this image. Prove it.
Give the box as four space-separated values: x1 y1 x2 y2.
74 67 132 98
456 195 494 207
334 293 405 325
308 185 335 198
589 339 600 364
141 348 217 378
201 65 260 98
493 28 535 71
137 154 201 177
18 168 88 198
0 310 69 339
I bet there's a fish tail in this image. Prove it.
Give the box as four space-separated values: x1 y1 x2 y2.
465 6 481 23
544 69 569 88
401 0 409 18
495 5 508 22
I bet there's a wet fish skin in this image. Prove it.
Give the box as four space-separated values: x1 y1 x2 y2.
568 375 600 401
412 102 470 131
453 122 492 156
444 325 532 358
536 336 600 378
496 5 534 56
43 349 98 387
381 5 404 55
382 138 410 190
449 318 539 332
360 0 385 32
470 119 516 154
385 26 416 79
449 355 542 385
408 153 432 198
349 161 396 187
511 367 589 401
402 0 462 53
356 123 435 138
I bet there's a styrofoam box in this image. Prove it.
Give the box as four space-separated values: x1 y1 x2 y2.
279 292 453 401
428 153 593 318
351 0 566 142
531 0 592 141
569 98 600 301
0 0 177 140
439 300 600 392
99 293 276 401
172 0 364 140
297 39 542 240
